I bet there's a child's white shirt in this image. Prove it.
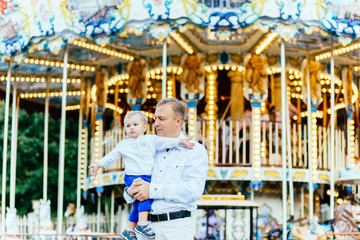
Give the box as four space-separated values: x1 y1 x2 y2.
97 134 180 175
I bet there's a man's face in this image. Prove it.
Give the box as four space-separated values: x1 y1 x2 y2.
154 103 181 137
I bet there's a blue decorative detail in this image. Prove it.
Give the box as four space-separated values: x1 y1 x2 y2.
185 93 200 100
187 101 197 108
97 106 104 112
83 19 112 37
117 63 123 74
306 183 318 190
143 0 173 20
251 101 262 108
220 169 228 178
96 113 103 120
311 105 318 113
112 173 118 182
208 11 243 28
250 181 263 191
346 187 352 195
82 191 88 200
96 186 104 196
241 182 251 196
220 52 229 64
83 122 88 128
131 105 141 111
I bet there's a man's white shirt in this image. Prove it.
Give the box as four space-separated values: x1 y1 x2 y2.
125 132 209 214
97 134 181 175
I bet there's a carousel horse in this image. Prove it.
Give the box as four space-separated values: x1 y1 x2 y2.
5 207 20 240
266 217 331 240
334 200 359 239
38 199 56 240
290 219 329 240
65 204 91 240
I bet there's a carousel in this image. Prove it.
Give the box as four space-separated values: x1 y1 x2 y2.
1 0 360 239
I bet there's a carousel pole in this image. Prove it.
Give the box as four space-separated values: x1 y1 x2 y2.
280 39 288 240
286 91 294 217
110 189 115 233
97 196 101 232
76 76 84 209
162 39 167 99
57 43 68 233
43 69 50 201
330 37 335 220
306 44 314 219
1 61 12 234
9 65 18 209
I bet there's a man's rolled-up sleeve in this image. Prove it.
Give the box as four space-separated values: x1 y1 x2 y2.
123 187 136 204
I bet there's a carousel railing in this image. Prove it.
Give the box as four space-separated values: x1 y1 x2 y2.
97 119 352 174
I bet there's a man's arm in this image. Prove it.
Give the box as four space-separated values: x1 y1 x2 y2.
123 186 136 204
135 144 208 203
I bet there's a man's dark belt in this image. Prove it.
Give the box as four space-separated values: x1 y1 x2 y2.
148 210 191 222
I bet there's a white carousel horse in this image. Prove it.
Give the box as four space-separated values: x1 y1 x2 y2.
65 204 91 240
38 199 56 240
5 207 20 240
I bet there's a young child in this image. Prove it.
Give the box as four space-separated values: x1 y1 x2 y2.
89 111 194 240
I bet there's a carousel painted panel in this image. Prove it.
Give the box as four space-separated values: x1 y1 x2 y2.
291 169 309 182
315 170 330 184
207 167 253 181
337 165 360 183
87 171 124 188
260 167 282 181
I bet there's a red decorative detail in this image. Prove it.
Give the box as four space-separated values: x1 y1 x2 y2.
0 0 14 15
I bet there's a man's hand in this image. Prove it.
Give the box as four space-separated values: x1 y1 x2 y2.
132 178 150 201
180 138 194 149
88 163 102 177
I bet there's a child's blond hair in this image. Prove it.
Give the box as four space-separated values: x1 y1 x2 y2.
124 111 148 125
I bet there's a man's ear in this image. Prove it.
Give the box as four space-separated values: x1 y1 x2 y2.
176 117 182 126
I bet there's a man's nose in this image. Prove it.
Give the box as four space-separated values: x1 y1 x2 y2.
154 119 159 126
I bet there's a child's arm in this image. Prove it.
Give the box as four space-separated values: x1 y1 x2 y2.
179 138 195 149
88 162 102 177
154 135 194 150
89 140 127 176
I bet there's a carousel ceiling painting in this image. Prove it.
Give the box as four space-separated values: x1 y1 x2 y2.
0 0 359 59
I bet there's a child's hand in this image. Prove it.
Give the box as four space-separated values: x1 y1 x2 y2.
180 138 195 149
88 163 101 177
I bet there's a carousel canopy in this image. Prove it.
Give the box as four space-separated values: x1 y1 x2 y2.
0 0 360 109
0 0 359 57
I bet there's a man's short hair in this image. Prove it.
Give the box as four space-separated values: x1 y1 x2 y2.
124 111 148 125
156 98 187 122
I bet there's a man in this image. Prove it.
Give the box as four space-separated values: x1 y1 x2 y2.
125 98 209 240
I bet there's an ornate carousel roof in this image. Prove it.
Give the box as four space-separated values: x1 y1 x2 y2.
0 0 359 56
0 0 359 107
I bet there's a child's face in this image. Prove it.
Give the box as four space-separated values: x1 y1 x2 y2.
124 115 147 138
